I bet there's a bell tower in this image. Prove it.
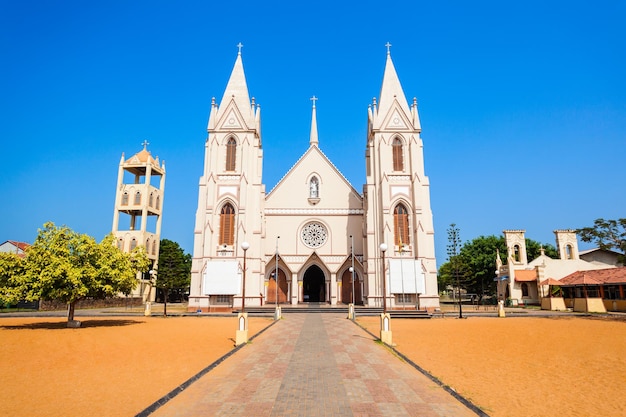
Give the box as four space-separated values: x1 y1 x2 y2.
112 141 166 301
363 44 438 309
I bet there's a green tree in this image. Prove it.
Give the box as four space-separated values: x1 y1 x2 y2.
155 239 191 316
0 253 25 306
7 222 150 326
577 218 626 264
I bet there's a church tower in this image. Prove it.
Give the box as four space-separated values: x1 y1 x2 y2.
364 46 439 309
189 46 265 312
112 142 166 301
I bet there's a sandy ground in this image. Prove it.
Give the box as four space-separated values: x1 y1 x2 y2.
1 312 624 417
359 315 626 417
0 315 272 417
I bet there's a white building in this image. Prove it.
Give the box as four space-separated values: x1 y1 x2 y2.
189 47 439 312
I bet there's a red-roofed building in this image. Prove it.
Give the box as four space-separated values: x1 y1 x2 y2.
558 267 626 312
0 240 30 257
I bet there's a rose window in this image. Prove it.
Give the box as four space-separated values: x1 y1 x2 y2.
301 222 328 248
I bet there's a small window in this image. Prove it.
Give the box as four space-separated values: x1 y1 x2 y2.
117 238 124 250
130 238 137 251
121 192 129 205
134 191 141 205
513 245 521 262
152 241 157 256
216 295 231 304
149 193 154 207
565 244 573 259
309 176 319 198
392 137 404 171
226 137 236 171
156 195 160 210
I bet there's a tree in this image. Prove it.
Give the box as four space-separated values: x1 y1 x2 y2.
446 223 464 318
155 239 191 316
438 235 558 302
4 222 150 327
0 253 25 306
577 218 626 264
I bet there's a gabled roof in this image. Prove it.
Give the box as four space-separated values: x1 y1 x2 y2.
559 267 626 285
266 145 362 200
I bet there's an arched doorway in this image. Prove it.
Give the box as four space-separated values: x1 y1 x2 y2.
341 269 362 305
267 268 288 304
303 265 326 303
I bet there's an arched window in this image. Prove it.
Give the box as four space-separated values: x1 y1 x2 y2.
149 193 154 207
130 238 137 251
219 203 235 245
309 176 319 198
117 238 124 250
513 245 521 262
226 137 236 171
121 192 129 205
152 241 157 255
565 244 573 259
394 204 409 246
156 195 160 210
134 191 141 205
392 137 404 171
521 283 529 297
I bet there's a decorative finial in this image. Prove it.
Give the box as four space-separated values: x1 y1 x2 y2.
310 95 318 108
385 42 392 55
237 42 243 55
142 140 150 150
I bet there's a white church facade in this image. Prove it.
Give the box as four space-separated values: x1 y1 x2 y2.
188 47 439 312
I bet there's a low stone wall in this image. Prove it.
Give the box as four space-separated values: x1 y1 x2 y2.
39 297 144 311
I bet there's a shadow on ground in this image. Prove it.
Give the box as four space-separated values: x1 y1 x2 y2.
0 319 143 330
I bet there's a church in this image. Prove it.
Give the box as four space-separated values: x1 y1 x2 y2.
188 46 440 312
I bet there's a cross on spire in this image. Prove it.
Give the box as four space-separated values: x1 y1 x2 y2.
142 140 150 150
310 95 318 108
385 42 392 55
237 42 243 55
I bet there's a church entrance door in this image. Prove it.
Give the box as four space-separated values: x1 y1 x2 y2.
303 265 326 303
267 268 288 304
341 269 362 305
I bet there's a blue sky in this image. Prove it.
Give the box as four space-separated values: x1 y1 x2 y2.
1 0 625 264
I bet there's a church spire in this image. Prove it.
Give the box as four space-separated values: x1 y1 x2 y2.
309 96 319 147
375 43 411 123
219 43 252 116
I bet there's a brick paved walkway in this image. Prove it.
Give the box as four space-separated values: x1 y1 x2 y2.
148 314 481 416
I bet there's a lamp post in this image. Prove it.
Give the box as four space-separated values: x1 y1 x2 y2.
240 241 249 313
274 236 280 320
350 235 355 305
379 242 392 345
235 241 250 345
380 243 388 313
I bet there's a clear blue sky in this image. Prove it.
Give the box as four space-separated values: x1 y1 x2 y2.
1 0 625 264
